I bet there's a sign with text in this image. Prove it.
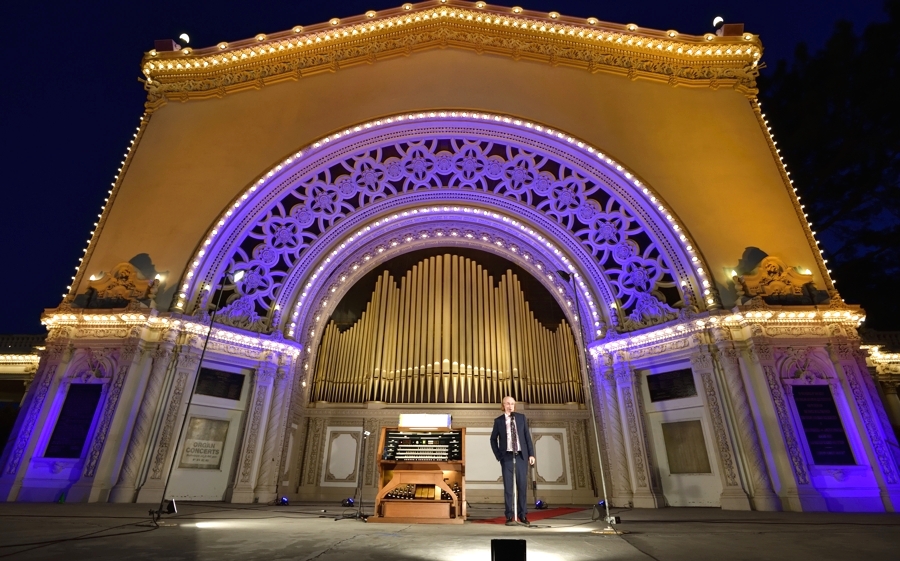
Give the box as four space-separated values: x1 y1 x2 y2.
793 385 855 466
179 417 229 469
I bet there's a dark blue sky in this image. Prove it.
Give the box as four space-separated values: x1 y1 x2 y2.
0 0 888 334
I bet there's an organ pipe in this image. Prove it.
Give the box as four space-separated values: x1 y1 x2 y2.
311 254 584 404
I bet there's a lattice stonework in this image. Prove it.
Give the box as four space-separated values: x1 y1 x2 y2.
178 114 718 357
197 129 697 338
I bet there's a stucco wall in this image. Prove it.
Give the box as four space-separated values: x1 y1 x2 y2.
82 47 818 308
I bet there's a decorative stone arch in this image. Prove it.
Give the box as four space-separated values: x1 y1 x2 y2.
174 111 720 365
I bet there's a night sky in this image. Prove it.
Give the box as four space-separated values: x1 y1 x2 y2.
0 0 888 334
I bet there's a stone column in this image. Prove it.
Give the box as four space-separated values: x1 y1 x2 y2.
253 365 290 503
109 344 174 502
880 383 900 440
228 363 276 503
599 358 632 506
614 359 662 508
135 349 200 504
714 342 781 511
689 348 751 510
749 340 825 511
68 340 146 503
0 338 73 501
829 342 900 510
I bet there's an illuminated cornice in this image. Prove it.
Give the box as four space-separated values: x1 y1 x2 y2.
41 310 302 359
864 345 900 381
590 306 865 357
0 355 41 367
140 1 762 110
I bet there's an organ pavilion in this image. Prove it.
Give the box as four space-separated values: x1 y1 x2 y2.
2 1 899 513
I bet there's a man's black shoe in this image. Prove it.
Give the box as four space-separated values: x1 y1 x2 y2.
520 517 530 526
505 518 516 526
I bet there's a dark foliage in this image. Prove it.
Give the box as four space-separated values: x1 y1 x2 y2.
758 1 900 329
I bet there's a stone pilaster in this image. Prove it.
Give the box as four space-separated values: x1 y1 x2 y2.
689 348 751 510
109 344 174 502
253 366 290 502
0 339 72 501
828 342 900 511
228 363 276 503
614 359 662 508
715 342 781 511
599 359 632 506
748 340 825 511
135 348 200 504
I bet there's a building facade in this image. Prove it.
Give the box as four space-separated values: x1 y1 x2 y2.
2 1 899 511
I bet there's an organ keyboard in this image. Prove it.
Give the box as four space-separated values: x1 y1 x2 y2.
369 427 466 524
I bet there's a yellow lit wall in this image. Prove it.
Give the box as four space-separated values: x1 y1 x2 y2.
82 47 819 309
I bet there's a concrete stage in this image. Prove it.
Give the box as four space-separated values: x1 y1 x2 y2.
0 502 897 560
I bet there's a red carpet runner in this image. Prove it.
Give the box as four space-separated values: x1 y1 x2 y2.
472 507 586 524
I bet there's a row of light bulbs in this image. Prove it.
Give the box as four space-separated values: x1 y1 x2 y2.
143 1 758 75
172 111 712 343
42 310 301 358
62 115 149 303
592 307 865 355
755 99 837 291
287 207 599 342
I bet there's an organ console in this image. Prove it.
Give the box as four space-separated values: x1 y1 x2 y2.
368 427 466 524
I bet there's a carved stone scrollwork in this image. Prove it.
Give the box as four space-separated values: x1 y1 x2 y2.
5 365 57 475
838 362 898 484
83 364 129 478
363 418 380 487
716 344 777 502
151 371 189 479
762 365 809 485
144 14 760 112
304 417 326 485
240 391 268 484
698 370 739 487
735 256 814 299
690 350 713 371
116 348 173 490
84 263 152 308
748 341 773 364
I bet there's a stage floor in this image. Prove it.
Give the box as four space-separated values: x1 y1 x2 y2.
0 501 898 560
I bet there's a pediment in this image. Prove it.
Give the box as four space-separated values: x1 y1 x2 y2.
141 1 762 111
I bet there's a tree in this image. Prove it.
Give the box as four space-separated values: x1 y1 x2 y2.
758 0 900 330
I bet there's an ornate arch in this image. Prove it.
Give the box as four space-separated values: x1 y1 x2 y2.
175 111 719 348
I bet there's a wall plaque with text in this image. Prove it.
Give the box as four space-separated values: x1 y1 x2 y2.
648 369 698 402
793 385 855 466
195 368 244 401
179 417 230 469
45 384 103 458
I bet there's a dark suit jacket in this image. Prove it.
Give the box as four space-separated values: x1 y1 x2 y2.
490 412 535 461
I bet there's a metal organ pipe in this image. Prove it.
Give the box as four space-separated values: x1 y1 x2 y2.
311 254 583 404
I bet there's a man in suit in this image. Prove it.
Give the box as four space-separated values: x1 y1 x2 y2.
490 396 535 526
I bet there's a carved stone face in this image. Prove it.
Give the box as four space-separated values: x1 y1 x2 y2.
765 261 781 277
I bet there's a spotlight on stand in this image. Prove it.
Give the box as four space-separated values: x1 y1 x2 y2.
166 499 177 514
341 498 355 507
713 16 724 31
279 496 289 506
534 499 547 510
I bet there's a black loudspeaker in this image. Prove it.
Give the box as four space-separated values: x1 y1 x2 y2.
491 539 526 561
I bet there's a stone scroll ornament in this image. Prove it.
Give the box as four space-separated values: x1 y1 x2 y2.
213 137 682 333
734 256 814 299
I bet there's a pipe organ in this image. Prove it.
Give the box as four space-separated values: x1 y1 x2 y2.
312 254 583 404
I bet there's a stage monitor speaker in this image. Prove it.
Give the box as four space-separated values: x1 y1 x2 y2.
491 539 526 561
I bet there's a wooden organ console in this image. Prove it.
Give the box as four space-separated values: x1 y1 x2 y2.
368 426 466 524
